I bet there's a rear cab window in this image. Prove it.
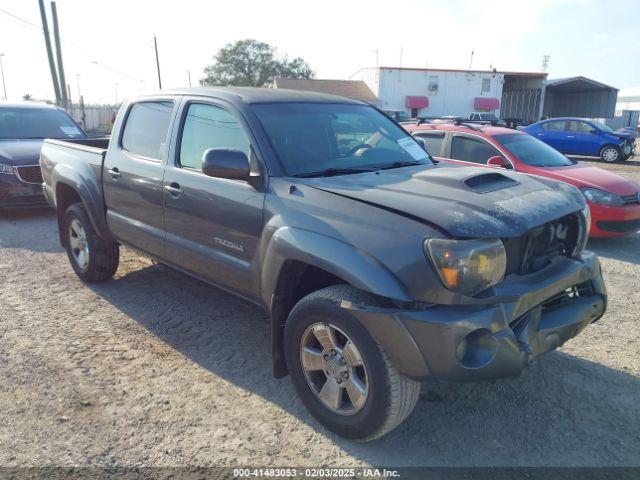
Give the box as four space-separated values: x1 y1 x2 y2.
121 101 174 160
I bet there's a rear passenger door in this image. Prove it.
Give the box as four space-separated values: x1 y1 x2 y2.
162 99 265 301
447 133 509 167
103 99 176 258
537 121 568 151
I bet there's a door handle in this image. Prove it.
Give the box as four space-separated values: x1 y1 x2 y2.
537 133 544 137
164 182 182 198
567 135 575 139
108 167 121 178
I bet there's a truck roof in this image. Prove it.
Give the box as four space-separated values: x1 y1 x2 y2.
143 87 364 105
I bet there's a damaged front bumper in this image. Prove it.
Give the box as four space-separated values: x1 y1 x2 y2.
345 251 606 382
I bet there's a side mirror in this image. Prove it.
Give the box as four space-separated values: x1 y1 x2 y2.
202 148 250 181
487 156 510 168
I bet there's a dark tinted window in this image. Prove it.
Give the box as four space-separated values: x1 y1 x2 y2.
121 101 174 160
494 134 574 167
414 132 445 155
0 107 85 140
542 121 566 131
450 135 502 164
179 103 250 170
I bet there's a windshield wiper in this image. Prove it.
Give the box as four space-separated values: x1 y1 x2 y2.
293 167 376 178
377 160 425 170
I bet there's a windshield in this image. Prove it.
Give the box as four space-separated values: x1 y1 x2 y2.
0 107 86 140
590 121 614 133
252 103 432 176
494 133 575 167
480 113 499 121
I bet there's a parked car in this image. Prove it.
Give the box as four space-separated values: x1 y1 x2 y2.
468 112 506 126
382 109 412 123
41 88 605 440
502 117 530 129
0 103 86 209
406 122 640 237
522 117 636 162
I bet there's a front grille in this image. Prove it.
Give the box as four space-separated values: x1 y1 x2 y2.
541 282 594 314
15 165 43 184
503 213 581 276
621 193 640 205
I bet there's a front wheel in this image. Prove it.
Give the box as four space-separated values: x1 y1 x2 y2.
600 145 621 163
62 203 119 282
284 285 420 441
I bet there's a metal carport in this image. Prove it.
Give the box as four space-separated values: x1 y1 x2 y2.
543 77 618 118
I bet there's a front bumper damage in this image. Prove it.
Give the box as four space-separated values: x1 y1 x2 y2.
345 251 606 382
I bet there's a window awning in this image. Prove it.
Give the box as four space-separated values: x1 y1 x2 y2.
474 97 500 110
406 96 428 109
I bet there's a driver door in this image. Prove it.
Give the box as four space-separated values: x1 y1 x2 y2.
162 99 265 301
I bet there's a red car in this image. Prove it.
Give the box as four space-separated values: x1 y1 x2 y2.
405 122 640 238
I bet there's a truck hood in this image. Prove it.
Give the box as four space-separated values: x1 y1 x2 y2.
0 140 44 166
299 164 585 238
538 164 640 196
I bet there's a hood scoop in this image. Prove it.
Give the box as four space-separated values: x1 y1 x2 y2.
463 172 519 194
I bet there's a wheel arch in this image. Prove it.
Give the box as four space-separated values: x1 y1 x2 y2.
261 227 412 378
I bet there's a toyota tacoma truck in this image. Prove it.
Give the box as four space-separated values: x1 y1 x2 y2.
40 88 606 441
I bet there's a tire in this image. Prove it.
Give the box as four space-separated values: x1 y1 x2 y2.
284 285 420 441
600 145 621 163
62 203 119 282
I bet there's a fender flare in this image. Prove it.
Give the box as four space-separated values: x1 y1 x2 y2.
52 163 115 244
261 227 412 378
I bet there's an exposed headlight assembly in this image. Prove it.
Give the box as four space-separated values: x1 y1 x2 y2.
0 163 15 175
580 187 623 206
425 238 507 296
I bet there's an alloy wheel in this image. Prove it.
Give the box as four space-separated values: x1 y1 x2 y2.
299 322 369 415
602 147 619 162
69 218 90 270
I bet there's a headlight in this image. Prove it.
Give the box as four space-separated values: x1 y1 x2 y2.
580 187 623 206
0 163 15 175
574 204 590 257
425 238 507 296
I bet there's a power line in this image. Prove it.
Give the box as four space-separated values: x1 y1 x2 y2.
0 6 145 83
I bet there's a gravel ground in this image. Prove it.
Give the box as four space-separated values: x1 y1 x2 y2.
0 158 639 468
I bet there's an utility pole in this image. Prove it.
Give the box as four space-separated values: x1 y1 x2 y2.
0 54 6 100
187 70 191 87
51 1 68 107
469 49 475 70
38 0 61 105
76 74 81 102
154 35 162 89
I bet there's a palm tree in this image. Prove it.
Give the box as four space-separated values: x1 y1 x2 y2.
22 93 32 101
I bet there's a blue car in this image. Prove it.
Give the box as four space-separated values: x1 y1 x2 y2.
522 117 636 163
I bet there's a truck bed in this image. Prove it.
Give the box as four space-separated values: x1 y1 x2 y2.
40 137 111 214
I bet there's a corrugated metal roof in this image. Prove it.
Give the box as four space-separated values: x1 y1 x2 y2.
273 79 378 104
546 76 618 92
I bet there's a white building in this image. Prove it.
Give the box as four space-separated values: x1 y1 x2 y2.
353 67 548 121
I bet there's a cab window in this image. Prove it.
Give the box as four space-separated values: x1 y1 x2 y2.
121 101 174 160
450 135 503 164
178 103 251 170
567 121 593 133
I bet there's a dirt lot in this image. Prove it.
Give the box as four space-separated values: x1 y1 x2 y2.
1 158 639 468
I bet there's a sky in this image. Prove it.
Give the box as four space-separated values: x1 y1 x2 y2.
0 0 638 105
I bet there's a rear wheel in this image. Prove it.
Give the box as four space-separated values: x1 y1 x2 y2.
600 145 621 163
62 203 119 282
284 285 420 441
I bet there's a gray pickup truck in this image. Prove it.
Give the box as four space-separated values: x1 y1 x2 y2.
40 88 606 440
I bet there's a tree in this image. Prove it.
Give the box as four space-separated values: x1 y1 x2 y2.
22 93 33 101
200 39 314 87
